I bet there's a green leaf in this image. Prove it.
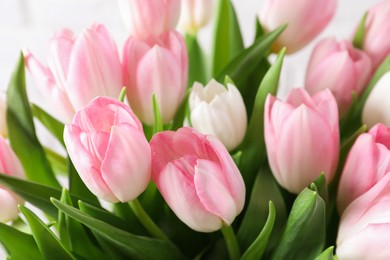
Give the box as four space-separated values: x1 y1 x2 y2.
311 173 329 205
68 157 100 207
58 189 104 259
239 48 286 189
315 246 335 260
152 94 163 133
271 188 326 260
0 222 42 260
352 12 367 49
241 201 276 260
211 0 244 77
6 54 60 188
186 34 207 86
51 198 186 260
216 25 286 88
171 88 191 131
19 205 74 260
31 104 65 147
44 148 68 176
118 87 127 102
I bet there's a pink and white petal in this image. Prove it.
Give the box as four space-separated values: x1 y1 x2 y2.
101 125 151 202
0 188 20 223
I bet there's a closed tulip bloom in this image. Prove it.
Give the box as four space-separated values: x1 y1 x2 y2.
337 173 390 260
0 136 25 222
337 124 390 213
64 96 151 203
189 80 247 151
122 30 188 125
362 72 390 128
25 24 122 123
264 88 339 194
151 127 245 232
306 38 372 116
259 0 336 54
362 0 390 69
0 93 7 137
117 0 180 39
178 0 213 34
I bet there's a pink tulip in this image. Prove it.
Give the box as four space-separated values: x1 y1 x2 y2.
337 124 390 213
117 0 180 40
337 173 390 259
151 127 245 232
64 96 151 203
264 88 339 194
25 24 122 123
0 136 25 222
362 0 390 69
259 0 337 54
122 30 188 125
305 37 372 116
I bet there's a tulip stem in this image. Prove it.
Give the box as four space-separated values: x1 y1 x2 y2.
221 225 241 260
128 199 169 241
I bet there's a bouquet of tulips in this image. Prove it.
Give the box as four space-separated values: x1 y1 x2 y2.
1 0 390 259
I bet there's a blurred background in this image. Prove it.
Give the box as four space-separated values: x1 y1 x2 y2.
0 0 383 258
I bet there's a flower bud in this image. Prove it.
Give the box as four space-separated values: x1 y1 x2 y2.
337 173 390 259
362 0 390 69
151 127 245 232
305 37 372 115
259 0 337 53
117 0 180 39
362 72 390 128
189 80 247 151
178 0 213 34
0 93 7 137
64 96 151 203
0 136 25 222
264 88 339 193
122 30 188 125
24 24 122 123
337 124 390 213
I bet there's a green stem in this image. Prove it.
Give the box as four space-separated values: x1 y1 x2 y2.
221 225 241 260
128 199 169 241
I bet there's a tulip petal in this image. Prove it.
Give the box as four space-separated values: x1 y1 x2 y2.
0 188 20 223
101 125 151 202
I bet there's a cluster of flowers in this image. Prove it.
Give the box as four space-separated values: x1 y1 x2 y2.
1 0 390 259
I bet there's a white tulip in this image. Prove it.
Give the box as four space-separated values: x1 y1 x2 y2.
362 72 390 128
189 79 247 151
178 0 214 34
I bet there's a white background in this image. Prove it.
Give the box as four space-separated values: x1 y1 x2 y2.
0 0 383 258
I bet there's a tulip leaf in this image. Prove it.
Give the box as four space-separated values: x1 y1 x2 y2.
68 157 100 207
19 205 75 260
315 246 335 260
31 104 65 147
58 189 104 259
152 94 163 133
271 187 326 260
171 88 191 131
241 201 276 260
51 198 185 260
0 222 42 260
352 12 367 49
44 148 68 176
216 24 286 89
311 173 328 205
239 48 286 190
186 34 207 86
212 0 244 77
118 87 127 103
6 54 60 188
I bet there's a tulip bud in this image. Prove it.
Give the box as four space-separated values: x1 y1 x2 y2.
337 173 390 259
0 136 25 222
178 0 213 34
189 80 247 151
24 24 122 123
122 30 188 125
362 0 390 69
0 93 7 137
264 88 339 194
259 0 337 54
117 0 180 40
151 127 245 232
362 72 390 128
305 37 372 116
64 96 151 203
337 124 390 213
